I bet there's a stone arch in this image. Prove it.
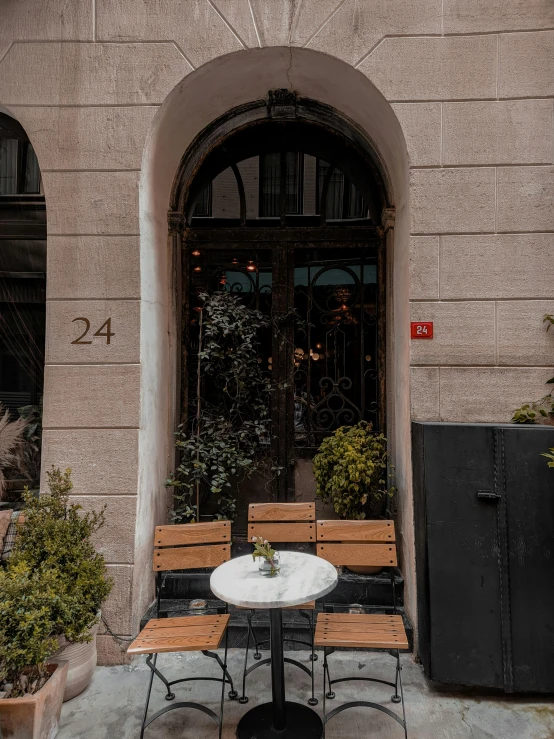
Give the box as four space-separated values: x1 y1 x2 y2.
138 47 415 634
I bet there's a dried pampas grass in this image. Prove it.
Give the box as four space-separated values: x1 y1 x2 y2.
0 405 26 500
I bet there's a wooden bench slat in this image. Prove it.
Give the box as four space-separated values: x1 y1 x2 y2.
316 520 395 543
315 613 408 650
317 543 397 567
153 543 231 571
248 522 315 543
248 503 315 522
314 634 409 650
144 616 225 629
155 521 230 547
128 614 230 655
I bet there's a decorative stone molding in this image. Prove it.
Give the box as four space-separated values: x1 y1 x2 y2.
381 207 396 233
167 210 185 234
268 89 297 120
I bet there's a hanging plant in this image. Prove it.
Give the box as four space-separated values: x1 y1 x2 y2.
167 292 273 523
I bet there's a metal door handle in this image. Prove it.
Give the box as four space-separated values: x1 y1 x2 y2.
477 490 501 501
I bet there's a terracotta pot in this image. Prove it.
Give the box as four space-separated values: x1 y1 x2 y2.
53 618 99 702
0 661 68 739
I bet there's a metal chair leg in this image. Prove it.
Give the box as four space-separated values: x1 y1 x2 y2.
239 610 252 704
308 610 318 706
397 652 408 739
146 653 175 701
140 654 157 739
324 650 335 699
322 647 327 739
219 629 231 739
249 610 262 660
391 650 401 704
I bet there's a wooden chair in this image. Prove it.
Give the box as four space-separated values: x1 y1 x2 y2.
314 520 409 738
240 502 318 705
127 521 237 738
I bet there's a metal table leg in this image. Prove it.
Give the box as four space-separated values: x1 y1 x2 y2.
236 608 322 739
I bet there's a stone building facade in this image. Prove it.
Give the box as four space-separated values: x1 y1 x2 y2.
0 1 552 664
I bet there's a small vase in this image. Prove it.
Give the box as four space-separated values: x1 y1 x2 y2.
258 552 280 576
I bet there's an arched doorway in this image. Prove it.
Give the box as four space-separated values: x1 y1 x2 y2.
170 94 390 532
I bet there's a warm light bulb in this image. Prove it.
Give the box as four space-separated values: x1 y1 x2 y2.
193 266 202 272
192 250 201 257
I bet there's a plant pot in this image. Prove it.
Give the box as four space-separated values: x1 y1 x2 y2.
346 565 383 575
53 617 99 702
0 661 68 739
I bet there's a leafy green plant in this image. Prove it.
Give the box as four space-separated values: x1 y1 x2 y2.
0 562 60 697
167 292 273 523
10 467 113 643
542 448 554 469
313 422 392 520
512 314 554 425
251 536 279 575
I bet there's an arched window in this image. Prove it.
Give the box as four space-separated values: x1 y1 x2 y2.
0 113 45 492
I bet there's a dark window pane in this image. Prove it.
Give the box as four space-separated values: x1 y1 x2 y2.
23 145 41 194
193 184 212 217
0 138 18 195
317 159 369 220
259 152 302 217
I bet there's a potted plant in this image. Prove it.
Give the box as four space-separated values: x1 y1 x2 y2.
0 562 69 738
313 422 393 573
9 468 112 701
251 536 280 576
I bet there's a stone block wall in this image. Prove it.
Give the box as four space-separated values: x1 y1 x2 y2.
1 0 552 662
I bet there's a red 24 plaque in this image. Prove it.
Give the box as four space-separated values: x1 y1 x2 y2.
411 321 433 339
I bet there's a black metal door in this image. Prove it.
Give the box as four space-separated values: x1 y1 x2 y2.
414 422 554 692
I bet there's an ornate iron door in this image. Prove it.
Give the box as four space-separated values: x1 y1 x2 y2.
183 228 384 504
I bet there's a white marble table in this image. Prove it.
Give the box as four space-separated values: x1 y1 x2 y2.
210 551 338 739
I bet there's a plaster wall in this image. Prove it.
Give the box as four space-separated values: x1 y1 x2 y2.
1 0 552 664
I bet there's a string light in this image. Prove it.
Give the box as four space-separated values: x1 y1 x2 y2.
192 250 201 257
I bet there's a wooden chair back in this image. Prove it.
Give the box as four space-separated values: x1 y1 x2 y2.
316 520 397 567
153 521 231 572
248 502 315 544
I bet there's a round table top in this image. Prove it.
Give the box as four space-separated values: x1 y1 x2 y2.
210 551 338 609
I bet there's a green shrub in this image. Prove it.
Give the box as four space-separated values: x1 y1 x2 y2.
313 422 392 520
0 562 60 697
10 467 112 643
542 448 554 468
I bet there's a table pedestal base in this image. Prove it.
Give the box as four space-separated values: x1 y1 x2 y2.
236 701 323 739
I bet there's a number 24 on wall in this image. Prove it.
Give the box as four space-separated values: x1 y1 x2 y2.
71 317 115 345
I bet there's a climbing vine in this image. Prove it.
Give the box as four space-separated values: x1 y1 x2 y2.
166 292 274 523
